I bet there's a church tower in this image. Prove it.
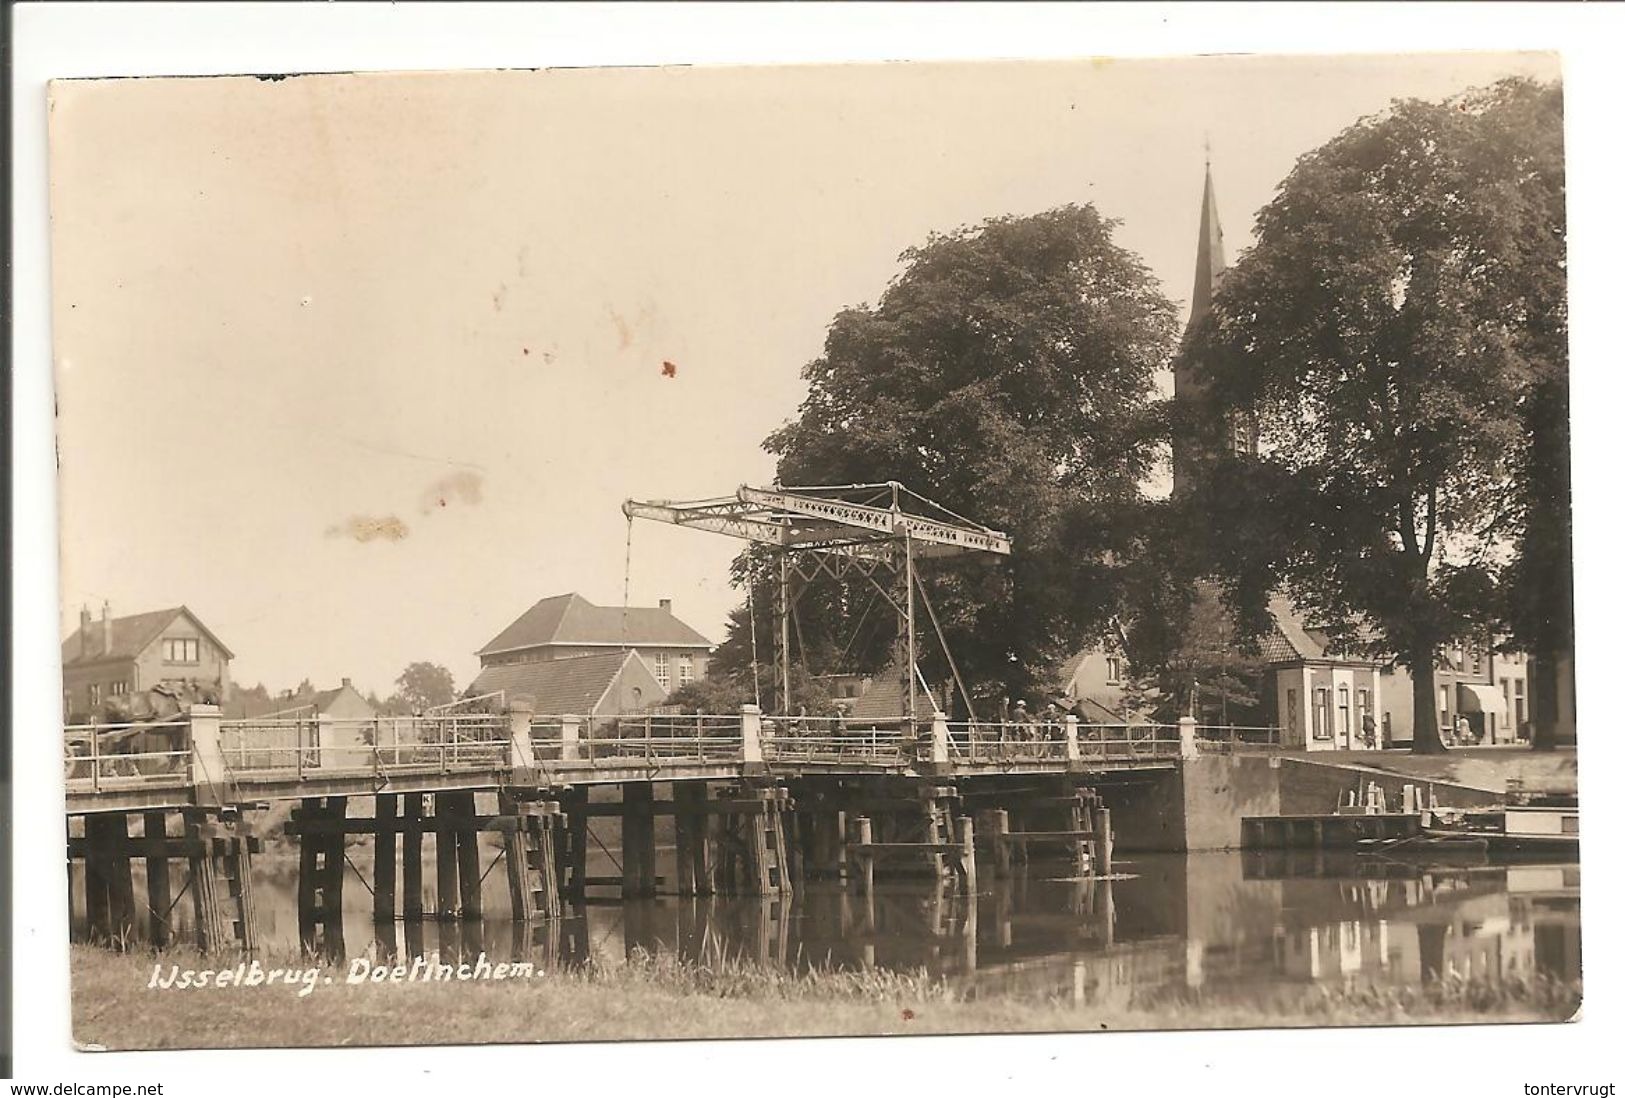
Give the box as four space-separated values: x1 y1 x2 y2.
1171 155 1253 496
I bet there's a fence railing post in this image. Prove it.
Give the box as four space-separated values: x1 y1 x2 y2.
1179 716 1199 760
1064 715 1080 762
560 714 582 762
508 699 537 771
189 704 228 804
740 704 764 765
929 711 950 765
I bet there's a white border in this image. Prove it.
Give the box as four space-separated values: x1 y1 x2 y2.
12 4 1625 1093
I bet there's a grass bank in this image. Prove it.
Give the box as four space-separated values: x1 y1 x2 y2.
71 943 1579 1050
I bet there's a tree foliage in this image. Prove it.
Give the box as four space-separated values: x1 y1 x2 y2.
725 205 1178 713
389 661 457 714
1196 78 1565 753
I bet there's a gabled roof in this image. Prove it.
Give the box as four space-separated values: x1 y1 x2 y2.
466 650 664 716
61 605 235 667
1261 595 1383 667
848 667 939 722
477 593 712 656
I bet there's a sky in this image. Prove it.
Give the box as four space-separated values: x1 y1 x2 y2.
48 51 1560 698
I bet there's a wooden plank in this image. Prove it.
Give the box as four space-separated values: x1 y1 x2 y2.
143 811 172 947
296 799 320 942
451 792 483 920
434 792 459 919
402 792 424 920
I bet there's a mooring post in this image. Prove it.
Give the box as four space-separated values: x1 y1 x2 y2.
1064 715 1081 763
374 794 398 923
1179 715 1199 760
740 704 764 766
855 816 875 898
559 715 582 762
1093 805 1113 875
188 704 229 804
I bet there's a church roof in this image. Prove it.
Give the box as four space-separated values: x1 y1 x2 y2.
1189 157 1227 331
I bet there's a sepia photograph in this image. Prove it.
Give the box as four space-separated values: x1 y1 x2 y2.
41 43 1581 1054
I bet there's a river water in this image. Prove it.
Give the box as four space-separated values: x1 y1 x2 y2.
75 844 1581 1007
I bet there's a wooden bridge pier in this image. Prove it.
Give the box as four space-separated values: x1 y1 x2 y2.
68 805 260 952
961 777 1113 879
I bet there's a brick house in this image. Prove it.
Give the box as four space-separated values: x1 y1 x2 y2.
1258 597 1385 751
61 603 233 720
475 593 713 692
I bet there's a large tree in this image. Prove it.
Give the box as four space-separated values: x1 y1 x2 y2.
735 205 1177 712
388 661 457 714
1198 78 1566 754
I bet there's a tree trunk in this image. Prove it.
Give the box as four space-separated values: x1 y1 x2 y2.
1530 652 1561 752
1410 649 1447 755
1526 376 1574 752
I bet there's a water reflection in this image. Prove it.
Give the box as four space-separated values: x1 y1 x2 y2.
74 848 1580 1006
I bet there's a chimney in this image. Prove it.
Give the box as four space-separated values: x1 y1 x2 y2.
101 601 113 655
659 598 673 614
79 605 92 659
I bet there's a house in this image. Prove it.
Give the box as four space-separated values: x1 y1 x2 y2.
1383 639 1532 746
61 603 233 720
809 663 940 722
226 678 378 768
466 649 666 719
476 593 713 692
1057 644 1132 718
1257 597 1386 751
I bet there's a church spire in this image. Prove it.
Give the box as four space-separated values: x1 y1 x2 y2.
1188 152 1226 332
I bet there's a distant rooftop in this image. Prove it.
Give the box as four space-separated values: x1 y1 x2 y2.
477 592 712 656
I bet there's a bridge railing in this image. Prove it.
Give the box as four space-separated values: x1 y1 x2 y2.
761 716 909 765
1190 724 1285 754
529 713 746 765
219 713 512 778
942 720 1185 763
64 721 193 792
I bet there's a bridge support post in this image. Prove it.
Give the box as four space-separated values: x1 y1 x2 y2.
621 782 657 898
673 781 714 896
558 787 589 900
449 792 483 920
374 794 398 924
1093 804 1114 875
142 811 172 947
1064 716 1081 763
433 793 460 919
401 793 424 920
500 792 562 921
956 815 978 898
293 797 346 958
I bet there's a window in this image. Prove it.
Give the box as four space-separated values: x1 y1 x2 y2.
1105 656 1122 684
162 637 200 664
1439 686 1450 734
108 680 128 697
1286 689 1298 736
1338 686 1351 739
1514 677 1527 729
678 654 694 686
1312 688 1332 740
89 683 102 708
653 652 670 689
1471 648 1483 676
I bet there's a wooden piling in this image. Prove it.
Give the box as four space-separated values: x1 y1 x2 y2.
560 787 589 901
374 794 398 923
622 782 656 899
451 792 483 920
855 816 875 897
1093 805 1113 875
956 815 978 897
142 811 172 947
500 793 534 922
434 793 459 919
105 814 137 941
184 813 227 952
296 799 320 942
401 793 424 920
83 816 111 942
991 809 1012 879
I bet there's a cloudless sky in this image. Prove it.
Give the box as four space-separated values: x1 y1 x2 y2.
49 51 1558 697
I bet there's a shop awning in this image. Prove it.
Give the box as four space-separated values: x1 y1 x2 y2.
1457 682 1507 719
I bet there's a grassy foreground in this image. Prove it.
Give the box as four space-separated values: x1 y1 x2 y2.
71 943 1579 1050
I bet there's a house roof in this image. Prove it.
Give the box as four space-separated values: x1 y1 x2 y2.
848 667 939 722
467 650 663 715
62 605 235 667
1261 595 1383 667
477 593 712 656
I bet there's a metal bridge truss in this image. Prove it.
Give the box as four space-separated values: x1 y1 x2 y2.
622 482 1013 723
